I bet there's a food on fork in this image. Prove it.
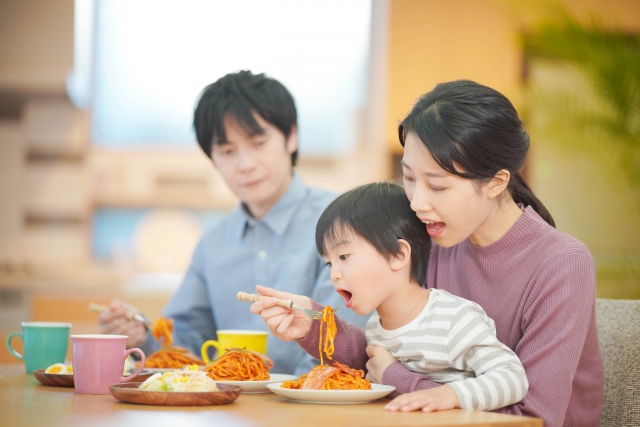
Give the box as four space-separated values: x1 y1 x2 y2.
44 363 73 375
281 361 371 390
144 317 205 368
205 348 273 381
139 365 219 392
318 305 337 365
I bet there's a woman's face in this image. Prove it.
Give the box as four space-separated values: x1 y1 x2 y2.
401 132 496 248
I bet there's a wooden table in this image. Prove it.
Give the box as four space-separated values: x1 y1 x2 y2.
0 364 542 426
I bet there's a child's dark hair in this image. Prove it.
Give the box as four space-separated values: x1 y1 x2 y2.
194 70 298 166
399 80 555 227
316 182 431 285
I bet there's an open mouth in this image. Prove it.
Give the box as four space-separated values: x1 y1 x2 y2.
337 289 354 308
425 221 445 237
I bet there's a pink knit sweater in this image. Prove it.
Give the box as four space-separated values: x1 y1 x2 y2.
298 206 604 427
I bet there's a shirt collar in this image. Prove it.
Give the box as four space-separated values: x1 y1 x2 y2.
235 173 308 239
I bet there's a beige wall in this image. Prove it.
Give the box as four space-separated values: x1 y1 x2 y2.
0 0 74 92
386 0 523 153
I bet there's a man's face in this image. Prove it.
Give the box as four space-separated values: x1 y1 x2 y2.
211 113 297 218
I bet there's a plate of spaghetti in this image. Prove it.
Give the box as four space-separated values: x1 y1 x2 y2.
204 348 296 393
265 306 395 403
143 317 206 370
267 382 395 404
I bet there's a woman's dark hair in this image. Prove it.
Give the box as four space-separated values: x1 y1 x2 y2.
399 80 555 227
316 182 431 285
194 70 298 166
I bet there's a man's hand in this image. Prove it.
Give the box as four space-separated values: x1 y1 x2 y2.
249 285 313 341
384 385 459 412
365 345 397 383
97 299 147 348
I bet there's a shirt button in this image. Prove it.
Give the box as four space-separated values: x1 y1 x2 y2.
248 220 256 227
257 250 267 260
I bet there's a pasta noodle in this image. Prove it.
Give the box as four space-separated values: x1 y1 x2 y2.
152 316 174 348
318 305 337 365
205 348 273 381
144 347 206 369
144 317 205 368
281 361 371 390
282 306 370 391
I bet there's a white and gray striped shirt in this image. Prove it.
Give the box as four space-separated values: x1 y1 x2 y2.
366 289 528 411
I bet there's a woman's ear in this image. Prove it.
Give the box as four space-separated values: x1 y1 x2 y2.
485 169 511 200
389 239 412 272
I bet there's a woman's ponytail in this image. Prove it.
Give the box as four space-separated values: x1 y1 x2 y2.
510 171 555 227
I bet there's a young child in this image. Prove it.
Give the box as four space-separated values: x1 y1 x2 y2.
313 181 528 412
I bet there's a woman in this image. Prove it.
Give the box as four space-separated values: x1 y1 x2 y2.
251 80 604 427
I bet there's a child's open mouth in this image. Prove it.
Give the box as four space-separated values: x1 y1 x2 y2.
337 289 354 308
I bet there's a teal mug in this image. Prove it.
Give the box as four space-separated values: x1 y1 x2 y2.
6 322 72 373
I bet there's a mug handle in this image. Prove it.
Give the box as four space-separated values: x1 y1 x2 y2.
6 332 24 360
120 348 146 382
201 340 223 364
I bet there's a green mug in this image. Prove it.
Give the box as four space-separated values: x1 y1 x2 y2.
6 322 72 373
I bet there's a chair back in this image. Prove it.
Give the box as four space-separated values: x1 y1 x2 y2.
596 298 640 427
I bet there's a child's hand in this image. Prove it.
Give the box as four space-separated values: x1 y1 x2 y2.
249 285 313 342
365 345 397 383
384 385 459 412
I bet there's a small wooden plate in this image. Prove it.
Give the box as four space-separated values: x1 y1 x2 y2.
110 382 243 406
33 369 74 387
33 370 155 388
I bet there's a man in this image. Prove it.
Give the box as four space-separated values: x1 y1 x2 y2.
98 70 368 375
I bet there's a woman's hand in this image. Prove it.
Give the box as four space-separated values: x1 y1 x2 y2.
249 285 313 341
384 385 459 412
365 345 397 383
97 299 147 348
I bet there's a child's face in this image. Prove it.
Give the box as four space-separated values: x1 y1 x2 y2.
321 231 397 316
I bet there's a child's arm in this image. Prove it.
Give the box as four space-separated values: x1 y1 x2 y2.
444 305 528 411
386 304 528 412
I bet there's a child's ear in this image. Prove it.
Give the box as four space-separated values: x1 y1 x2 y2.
389 239 412 272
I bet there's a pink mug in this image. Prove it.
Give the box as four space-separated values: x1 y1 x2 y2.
71 334 146 394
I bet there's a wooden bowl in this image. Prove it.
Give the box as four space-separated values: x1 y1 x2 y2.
109 382 243 406
33 370 155 388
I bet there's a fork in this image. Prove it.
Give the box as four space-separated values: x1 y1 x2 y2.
88 303 153 328
236 292 338 320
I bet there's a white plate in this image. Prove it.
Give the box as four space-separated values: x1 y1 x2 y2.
212 374 298 393
144 367 205 373
266 382 396 404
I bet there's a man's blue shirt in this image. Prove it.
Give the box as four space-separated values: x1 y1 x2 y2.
139 174 369 375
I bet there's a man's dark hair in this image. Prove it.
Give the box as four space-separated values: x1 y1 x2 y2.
194 70 298 166
315 182 431 285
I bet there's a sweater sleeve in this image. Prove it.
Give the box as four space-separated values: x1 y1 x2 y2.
296 300 368 370
381 362 441 398
492 252 598 427
445 305 528 411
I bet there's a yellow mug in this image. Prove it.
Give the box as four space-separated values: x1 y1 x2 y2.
201 330 268 364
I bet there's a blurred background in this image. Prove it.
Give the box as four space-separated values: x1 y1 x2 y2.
1 0 639 362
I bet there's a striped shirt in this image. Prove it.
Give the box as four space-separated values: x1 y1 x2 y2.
365 289 528 411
